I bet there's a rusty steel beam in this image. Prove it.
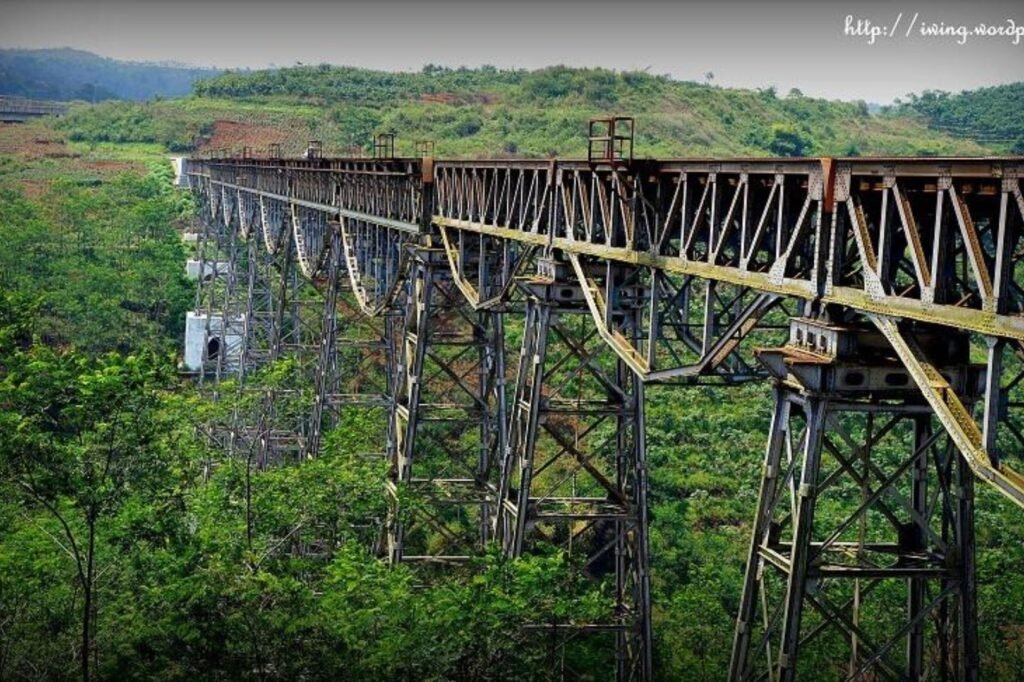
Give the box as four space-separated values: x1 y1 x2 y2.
184 150 1024 682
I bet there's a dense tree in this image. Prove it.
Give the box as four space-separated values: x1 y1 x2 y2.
767 122 812 156
0 172 192 354
887 83 1024 152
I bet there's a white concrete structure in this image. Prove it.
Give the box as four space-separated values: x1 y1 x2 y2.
183 311 245 373
185 259 230 281
182 232 199 243
170 157 190 188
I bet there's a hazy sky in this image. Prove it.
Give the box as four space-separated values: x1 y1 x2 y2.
2 0 1022 102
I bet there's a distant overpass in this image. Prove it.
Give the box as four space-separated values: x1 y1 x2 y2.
0 97 67 123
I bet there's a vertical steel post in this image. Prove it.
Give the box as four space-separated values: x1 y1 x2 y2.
775 397 826 682
729 387 789 678
730 321 982 681
307 229 341 459
495 266 651 681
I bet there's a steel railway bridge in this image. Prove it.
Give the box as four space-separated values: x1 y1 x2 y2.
0 96 67 123
183 126 1024 681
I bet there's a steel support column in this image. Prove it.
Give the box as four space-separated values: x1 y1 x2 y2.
495 260 652 681
730 319 982 681
386 247 507 564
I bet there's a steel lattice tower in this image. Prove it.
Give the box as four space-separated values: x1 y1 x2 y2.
387 246 508 564
730 319 982 681
494 258 652 680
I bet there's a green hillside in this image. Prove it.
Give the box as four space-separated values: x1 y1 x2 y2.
56 63 1004 158
887 82 1024 152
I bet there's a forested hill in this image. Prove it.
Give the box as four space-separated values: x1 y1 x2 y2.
185 64 1013 157
57 63 1013 158
0 48 220 101
886 82 1024 153
5 52 1021 154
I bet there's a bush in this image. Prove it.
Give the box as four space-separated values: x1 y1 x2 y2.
58 102 203 150
768 123 812 157
521 66 578 100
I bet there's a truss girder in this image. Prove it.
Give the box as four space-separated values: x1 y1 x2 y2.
185 153 1024 682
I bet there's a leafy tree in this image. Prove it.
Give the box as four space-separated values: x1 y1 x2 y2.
767 123 812 156
0 173 191 354
0 317 172 679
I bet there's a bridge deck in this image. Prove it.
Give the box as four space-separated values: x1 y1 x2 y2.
188 154 1024 340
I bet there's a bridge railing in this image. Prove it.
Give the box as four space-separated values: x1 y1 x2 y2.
0 96 67 116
